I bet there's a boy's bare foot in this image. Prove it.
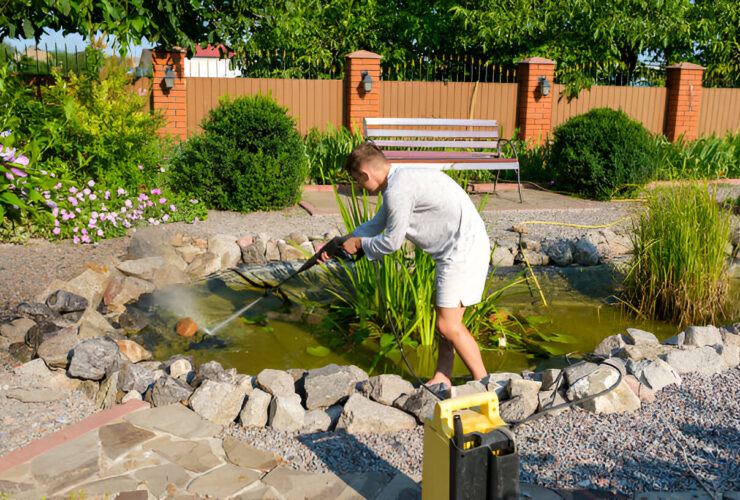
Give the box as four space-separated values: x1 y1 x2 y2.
426 372 452 388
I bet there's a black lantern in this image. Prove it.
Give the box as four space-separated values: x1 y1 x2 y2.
361 70 373 93
538 76 551 97
163 65 176 89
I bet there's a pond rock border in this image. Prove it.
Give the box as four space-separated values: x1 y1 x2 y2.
1 228 739 435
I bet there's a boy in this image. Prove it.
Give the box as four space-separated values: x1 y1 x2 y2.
336 141 490 388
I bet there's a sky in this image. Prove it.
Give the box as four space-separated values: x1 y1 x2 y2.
4 29 155 57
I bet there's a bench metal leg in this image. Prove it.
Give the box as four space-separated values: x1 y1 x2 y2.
494 170 500 194
516 168 522 203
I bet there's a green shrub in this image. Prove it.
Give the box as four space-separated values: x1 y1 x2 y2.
305 124 364 184
0 48 171 190
548 108 659 200
170 93 308 212
622 184 733 327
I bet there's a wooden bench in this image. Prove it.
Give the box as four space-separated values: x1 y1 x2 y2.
363 117 522 202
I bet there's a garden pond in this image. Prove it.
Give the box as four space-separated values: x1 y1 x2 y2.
128 261 740 381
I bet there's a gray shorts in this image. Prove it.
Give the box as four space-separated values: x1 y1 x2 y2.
434 235 490 308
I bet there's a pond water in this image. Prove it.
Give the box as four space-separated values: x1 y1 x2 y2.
128 261 740 381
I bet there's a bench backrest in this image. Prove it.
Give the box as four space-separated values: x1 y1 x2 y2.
363 118 500 151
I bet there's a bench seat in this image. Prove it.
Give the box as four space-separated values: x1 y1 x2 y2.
363 117 522 202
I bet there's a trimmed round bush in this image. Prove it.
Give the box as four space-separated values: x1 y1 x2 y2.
548 108 658 200
170 93 308 212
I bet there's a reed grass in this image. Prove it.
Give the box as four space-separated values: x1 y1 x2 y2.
622 183 733 327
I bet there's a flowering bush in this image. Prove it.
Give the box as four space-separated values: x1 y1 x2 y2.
1 136 207 244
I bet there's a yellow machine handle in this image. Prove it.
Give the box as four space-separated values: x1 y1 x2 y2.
433 391 503 437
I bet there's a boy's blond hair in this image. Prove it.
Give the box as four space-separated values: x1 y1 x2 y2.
344 141 387 175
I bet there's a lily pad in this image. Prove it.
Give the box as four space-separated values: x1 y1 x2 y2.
306 345 331 357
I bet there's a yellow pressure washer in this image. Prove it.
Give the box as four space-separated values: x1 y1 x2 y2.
422 391 519 500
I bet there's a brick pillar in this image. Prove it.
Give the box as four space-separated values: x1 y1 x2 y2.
152 47 187 140
664 63 704 141
344 50 382 133
516 57 556 145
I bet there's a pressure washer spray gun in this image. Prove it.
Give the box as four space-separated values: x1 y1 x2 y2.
201 234 363 336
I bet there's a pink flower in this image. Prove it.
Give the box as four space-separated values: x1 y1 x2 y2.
123 220 131 228
162 214 170 222
138 165 144 171
4 172 13 181
52 227 61 235
50 173 55 178
121 207 127 213
147 200 153 207
148 217 155 224
81 234 91 243
83 188 91 196
76 192 84 200
73 226 79 233
81 228 87 235
169 204 177 212
159 197 166 204
73 235 80 244
89 193 97 201
75 208 80 213
150 188 162 195
87 180 95 187
138 193 148 201
104 190 110 200
117 188 126 196
9 167 27 178
52 207 59 217
67 196 78 206
54 219 60 227
54 183 62 190
97 229 104 237
69 186 77 194
125 199 133 208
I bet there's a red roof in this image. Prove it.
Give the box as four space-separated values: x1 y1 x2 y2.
194 44 235 58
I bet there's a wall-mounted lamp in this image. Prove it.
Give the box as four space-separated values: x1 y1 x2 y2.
361 70 373 93
538 76 551 97
163 65 176 89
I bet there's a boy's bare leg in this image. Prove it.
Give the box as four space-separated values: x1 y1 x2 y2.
427 304 487 386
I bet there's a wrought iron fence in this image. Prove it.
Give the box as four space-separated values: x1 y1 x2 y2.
0 43 95 75
553 61 667 87
380 55 517 83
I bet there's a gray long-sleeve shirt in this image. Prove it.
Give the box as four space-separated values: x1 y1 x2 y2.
352 166 488 262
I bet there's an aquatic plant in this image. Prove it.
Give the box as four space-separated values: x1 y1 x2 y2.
323 184 574 370
622 183 733 326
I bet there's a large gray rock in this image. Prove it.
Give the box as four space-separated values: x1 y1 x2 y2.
118 361 160 394
36 327 78 369
541 368 564 392
507 379 542 399
450 380 487 399
127 231 170 258
45 290 88 314
208 234 242 269
278 241 306 261
241 240 267 266
543 239 573 266
537 390 568 416
573 237 600 266
713 344 740 369
500 393 538 423
168 358 194 380
482 372 522 399
25 321 64 351
626 328 660 346
0 317 35 343
239 388 272 428
97 371 120 409
191 360 237 388
627 358 681 391
566 366 641 414
337 394 417 434
146 375 194 407
15 301 61 322
302 409 333 433
189 380 246 426
186 252 222 279
304 364 358 410
593 334 628 357
662 346 724 376
116 256 164 281
662 332 685 346
67 337 120 380
683 326 723 347
394 386 439 424
521 249 549 266
563 361 599 385
491 246 515 267
256 368 295 397
357 374 414 406
268 394 305 432
619 344 674 361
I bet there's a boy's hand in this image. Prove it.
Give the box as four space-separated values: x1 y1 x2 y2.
342 236 363 255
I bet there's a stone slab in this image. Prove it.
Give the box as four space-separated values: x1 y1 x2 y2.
133 463 193 498
145 435 224 473
99 421 156 460
223 435 279 472
4 388 68 402
59 474 138 498
123 403 222 439
261 466 351 499
186 464 261 498
30 430 101 494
